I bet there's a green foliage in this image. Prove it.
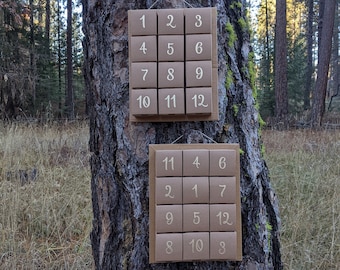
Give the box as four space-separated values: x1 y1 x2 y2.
230 1 243 9
225 68 234 89
238 17 248 31
225 22 237 47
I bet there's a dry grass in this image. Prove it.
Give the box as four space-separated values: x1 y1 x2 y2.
0 122 93 269
0 122 339 269
262 129 340 269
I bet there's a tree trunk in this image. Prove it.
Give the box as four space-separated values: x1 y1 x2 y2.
83 0 282 269
274 0 288 126
304 0 313 110
66 0 74 119
311 0 336 127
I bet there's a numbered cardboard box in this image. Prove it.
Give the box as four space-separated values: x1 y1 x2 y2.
158 35 185 62
183 204 209 232
130 36 157 62
156 205 183 233
129 9 157 36
158 62 185 88
186 87 212 115
130 62 157 89
158 88 185 115
155 233 183 262
155 150 183 177
183 149 209 176
185 8 213 34
183 177 209 204
210 204 236 232
130 89 158 116
210 176 237 204
186 34 212 61
183 232 209 261
186 61 212 87
209 149 237 176
158 9 184 35
210 232 237 260
156 177 183 205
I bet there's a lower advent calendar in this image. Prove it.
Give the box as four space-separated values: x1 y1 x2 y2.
149 144 242 263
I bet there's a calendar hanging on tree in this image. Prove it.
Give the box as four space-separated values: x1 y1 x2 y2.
128 7 218 122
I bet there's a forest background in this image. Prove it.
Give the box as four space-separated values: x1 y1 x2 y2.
0 0 339 269
1 0 340 124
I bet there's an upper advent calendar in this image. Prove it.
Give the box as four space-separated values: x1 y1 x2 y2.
128 7 218 122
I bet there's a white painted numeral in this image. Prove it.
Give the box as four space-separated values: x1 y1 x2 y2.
166 14 176 28
140 14 145 28
195 41 203 54
165 185 174 199
196 67 203 79
165 211 174 225
218 157 227 169
195 14 203 27
189 238 204 253
193 211 200 224
139 41 147 54
219 184 227 197
167 68 175 81
162 156 174 171
167 42 174 55
218 241 226 255
192 184 198 198
141 68 148 81
216 211 233 225
166 240 173 254
165 94 176 108
192 94 208 108
137 95 150 109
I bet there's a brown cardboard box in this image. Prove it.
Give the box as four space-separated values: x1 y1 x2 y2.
130 36 157 62
155 177 183 205
155 150 182 177
186 34 212 61
128 9 157 36
186 87 212 115
155 233 183 262
158 35 185 62
185 8 212 34
130 62 157 89
183 232 209 261
209 177 237 204
130 89 158 116
158 88 185 115
183 177 209 204
158 62 185 88
156 205 183 233
157 9 184 35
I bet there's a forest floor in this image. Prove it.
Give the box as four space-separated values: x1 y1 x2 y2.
0 121 339 269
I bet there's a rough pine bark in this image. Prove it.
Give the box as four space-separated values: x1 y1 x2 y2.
82 0 282 269
311 0 336 127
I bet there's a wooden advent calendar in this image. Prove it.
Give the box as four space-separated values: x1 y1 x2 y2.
128 7 242 264
128 7 218 122
149 144 242 263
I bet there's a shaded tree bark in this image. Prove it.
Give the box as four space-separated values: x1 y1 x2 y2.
304 0 314 110
274 0 288 126
66 0 74 119
83 0 282 269
311 0 336 127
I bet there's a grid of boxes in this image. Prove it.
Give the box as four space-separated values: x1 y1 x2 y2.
149 144 242 263
128 8 218 122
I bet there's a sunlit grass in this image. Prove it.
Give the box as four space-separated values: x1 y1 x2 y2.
263 129 340 269
0 122 93 269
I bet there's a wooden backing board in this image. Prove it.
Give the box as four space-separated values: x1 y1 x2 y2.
149 144 242 263
128 8 218 122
